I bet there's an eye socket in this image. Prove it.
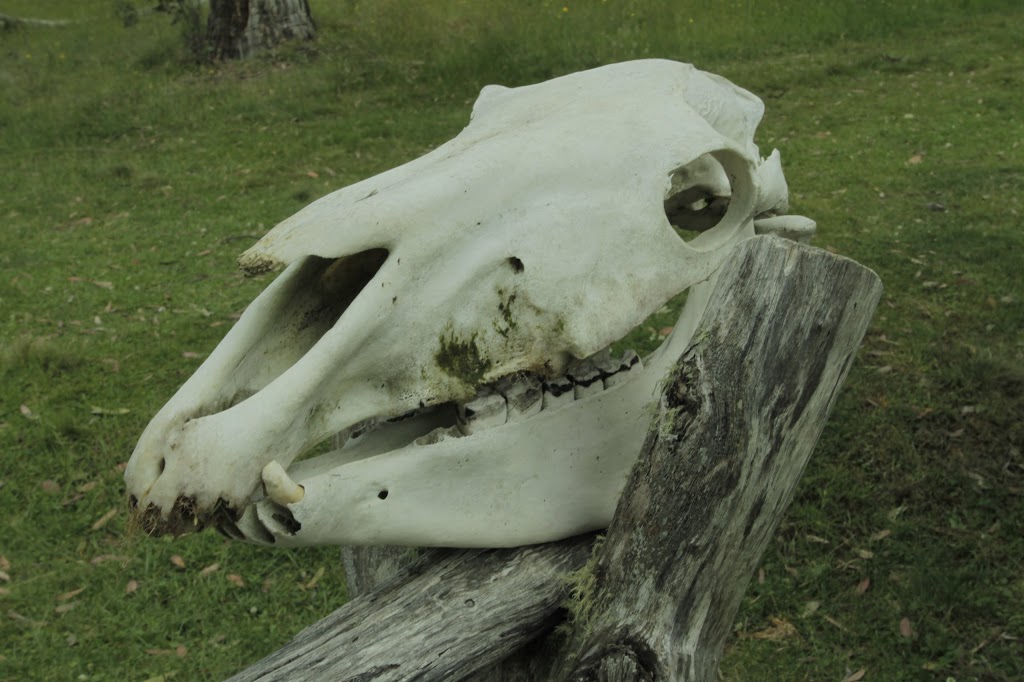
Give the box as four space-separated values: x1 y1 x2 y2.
664 153 731 243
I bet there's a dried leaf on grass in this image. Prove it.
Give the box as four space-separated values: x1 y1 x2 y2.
0 570 9 583
91 508 118 531
54 602 78 615
227 574 245 588
56 587 85 602
90 406 130 416
303 566 325 590
823 615 845 630
869 529 892 542
900 617 914 638
856 578 871 594
200 563 220 577
8 610 47 627
0 556 10 571
842 668 866 682
90 554 130 565
125 580 139 595
170 555 186 571
41 480 60 493
751 616 798 640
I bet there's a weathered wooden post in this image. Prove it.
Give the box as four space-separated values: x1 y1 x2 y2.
229 235 882 681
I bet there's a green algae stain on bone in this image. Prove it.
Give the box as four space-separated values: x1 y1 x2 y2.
493 287 519 339
435 326 493 387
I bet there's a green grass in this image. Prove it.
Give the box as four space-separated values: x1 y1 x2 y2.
1 1 1022 680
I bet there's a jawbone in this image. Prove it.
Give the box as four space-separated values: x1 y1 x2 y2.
221 265 724 548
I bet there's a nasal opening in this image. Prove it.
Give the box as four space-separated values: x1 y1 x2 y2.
203 248 389 416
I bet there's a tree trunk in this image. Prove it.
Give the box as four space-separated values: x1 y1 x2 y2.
207 0 315 60
231 236 882 681
551 236 882 680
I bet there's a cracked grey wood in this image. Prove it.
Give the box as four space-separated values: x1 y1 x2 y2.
230 236 881 681
554 236 881 681
228 538 594 681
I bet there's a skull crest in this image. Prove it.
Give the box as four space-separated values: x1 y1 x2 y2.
125 59 813 547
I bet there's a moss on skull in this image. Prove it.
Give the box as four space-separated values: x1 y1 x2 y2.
435 325 493 388
493 287 519 339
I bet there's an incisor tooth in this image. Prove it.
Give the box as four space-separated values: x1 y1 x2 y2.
262 460 305 505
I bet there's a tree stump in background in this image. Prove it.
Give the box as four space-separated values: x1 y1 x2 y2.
207 0 315 60
230 236 882 681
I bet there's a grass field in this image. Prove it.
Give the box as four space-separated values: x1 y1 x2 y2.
1 1 1022 680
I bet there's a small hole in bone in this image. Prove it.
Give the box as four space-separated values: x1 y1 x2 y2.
377 490 389 500
158 458 166 474
508 256 524 273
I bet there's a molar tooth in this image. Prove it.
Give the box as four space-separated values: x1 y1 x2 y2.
496 374 542 422
568 361 604 399
603 350 644 389
457 389 507 436
594 352 624 376
542 376 574 411
262 460 305 505
588 346 614 367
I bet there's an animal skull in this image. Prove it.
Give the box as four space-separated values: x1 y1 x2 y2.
125 60 813 547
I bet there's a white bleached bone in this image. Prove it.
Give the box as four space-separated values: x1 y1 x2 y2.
125 59 815 546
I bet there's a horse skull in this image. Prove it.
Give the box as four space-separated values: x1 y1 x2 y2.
125 59 811 547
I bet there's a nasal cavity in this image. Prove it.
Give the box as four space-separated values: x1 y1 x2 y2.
215 249 389 413
664 154 732 243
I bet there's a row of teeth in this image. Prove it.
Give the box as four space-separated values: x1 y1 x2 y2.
455 349 644 436
332 348 644 452
234 349 645 541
